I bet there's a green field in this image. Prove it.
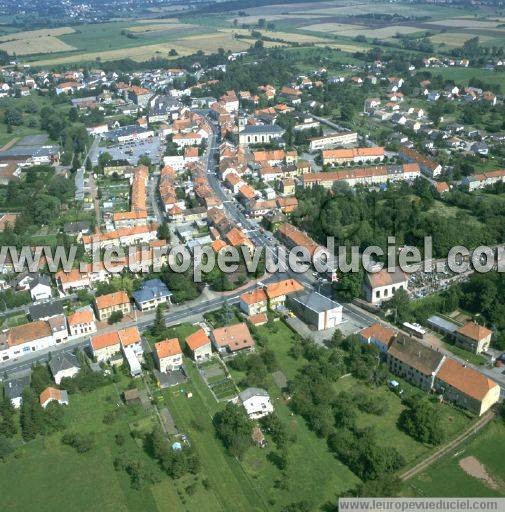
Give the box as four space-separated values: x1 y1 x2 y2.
166 357 360 511
430 67 505 89
0 379 193 512
404 420 505 497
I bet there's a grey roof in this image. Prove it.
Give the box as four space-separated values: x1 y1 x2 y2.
0 145 59 159
132 278 172 305
240 124 285 135
104 125 150 140
239 387 269 402
48 352 81 376
30 274 51 289
388 335 444 376
427 315 460 334
29 301 64 320
3 372 30 400
290 291 342 313
63 220 90 234
16 134 49 146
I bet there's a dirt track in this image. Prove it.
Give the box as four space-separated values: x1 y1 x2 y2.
400 410 495 481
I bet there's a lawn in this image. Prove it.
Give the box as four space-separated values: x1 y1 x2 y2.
333 375 471 467
162 362 267 512
253 319 472 470
0 378 193 512
441 340 487 366
404 420 505 497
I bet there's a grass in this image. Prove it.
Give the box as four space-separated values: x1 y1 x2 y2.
162 362 267 512
0 378 191 512
143 322 201 349
426 67 505 89
334 375 471 466
210 378 238 400
441 340 487 366
404 420 505 497
254 320 471 468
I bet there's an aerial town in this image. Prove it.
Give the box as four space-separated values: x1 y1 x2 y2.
0 0 504 510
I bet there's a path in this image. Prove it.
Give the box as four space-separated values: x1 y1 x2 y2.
400 410 495 481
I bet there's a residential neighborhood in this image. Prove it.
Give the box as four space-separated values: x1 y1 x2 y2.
0 1 504 509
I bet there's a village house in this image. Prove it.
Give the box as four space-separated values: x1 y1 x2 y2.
210 322 255 355
238 125 285 146
239 387 274 419
132 278 172 311
322 147 385 166
95 291 131 321
90 331 121 363
154 338 183 372
363 267 408 305
359 323 396 353
239 279 304 316
39 387 69 408
455 322 492 354
67 307 97 337
185 329 213 361
387 336 445 391
287 291 343 331
434 358 499 416
48 352 81 385
3 372 30 408
29 275 52 302
0 318 68 361
309 131 358 151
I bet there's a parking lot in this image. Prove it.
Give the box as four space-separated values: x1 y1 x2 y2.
98 136 164 165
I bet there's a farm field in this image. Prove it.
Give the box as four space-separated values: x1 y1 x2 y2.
428 67 505 88
301 22 424 40
0 27 77 56
429 32 495 48
10 1 504 67
404 421 505 497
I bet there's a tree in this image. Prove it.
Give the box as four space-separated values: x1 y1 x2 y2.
20 388 45 440
30 363 52 394
61 432 95 453
0 435 13 460
98 151 113 169
398 398 445 445
45 401 65 433
355 475 401 497
383 288 410 324
0 395 17 437
4 107 23 126
108 311 124 324
214 402 252 458
157 221 170 242
152 305 166 337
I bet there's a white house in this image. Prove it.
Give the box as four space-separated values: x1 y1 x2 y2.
363 267 408 305
154 338 182 372
29 275 52 301
239 388 273 419
287 291 343 331
48 352 81 385
67 307 97 337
